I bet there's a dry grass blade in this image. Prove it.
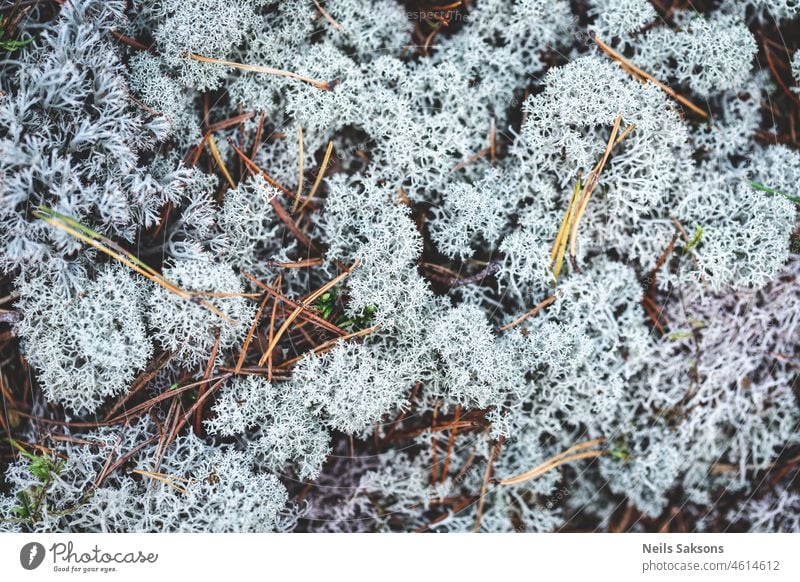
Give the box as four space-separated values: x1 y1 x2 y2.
185 52 336 90
568 114 627 262
268 257 323 269
131 469 191 494
550 179 582 280
496 437 607 486
591 32 708 118
34 207 234 324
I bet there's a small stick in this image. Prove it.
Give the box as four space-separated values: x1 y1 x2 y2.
185 52 337 91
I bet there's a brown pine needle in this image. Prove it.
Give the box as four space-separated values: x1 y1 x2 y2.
265 277 281 381
206 132 235 189
497 294 558 332
474 436 503 532
496 437 607 486
451 146 490 172
207 111 255 132
257 259 360 366
313 0 343 30
591 32 708 118
291 126 305 213
228 139 319 253
236 292 271 373
185 52 337 90
268 257 323 269
194 329 221 435
251 111 266 159
297 141 334 216
130 469 191 494
192 291 261 299
276 325 379 370
440 405 461 483
226 138 296 200
241 271 346 336
431 401 440 484
489 117 496 164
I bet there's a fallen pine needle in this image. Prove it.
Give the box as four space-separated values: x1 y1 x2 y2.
185 52 337 91
474 436 504 532
313 0 343 30
257 259 361 366
496 294 558 332
496 437 607 486
591 32 708 118
291 126 305 213
277 325 379 369
206 132 235 189
297 141 334 216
